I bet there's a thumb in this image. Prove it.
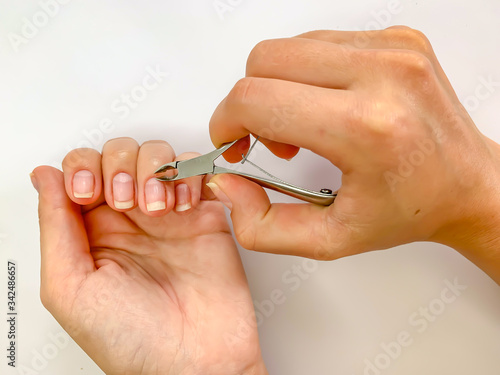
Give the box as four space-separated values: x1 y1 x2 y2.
206 174 350 259
32 166 95 302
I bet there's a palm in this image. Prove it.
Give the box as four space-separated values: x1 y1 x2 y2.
54 200 260 375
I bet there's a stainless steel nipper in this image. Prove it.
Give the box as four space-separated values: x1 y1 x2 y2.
154 138 336 206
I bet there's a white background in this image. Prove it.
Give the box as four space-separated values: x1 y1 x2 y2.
1 0 500 374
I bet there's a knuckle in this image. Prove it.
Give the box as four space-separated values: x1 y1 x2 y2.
105 148 135 162
103 136 134 145
103 137 138 151
311 230 335 261
227 77 260 106
246 39 275 72
399 52 437 96
387 25 413 31
386 27 433 55
233 220 256 250
382 49 435 79
314 211 355 261
141 139 170 147
401 28 433 53
62 148 96 169
376 49 439 98
374 102 410 135
354 97 412 138
405 51 434 75
140 140 175 163
382 107 412 137
294 30 325 39
103 138 139 161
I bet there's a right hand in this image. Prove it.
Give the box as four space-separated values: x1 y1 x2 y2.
207 27 500 276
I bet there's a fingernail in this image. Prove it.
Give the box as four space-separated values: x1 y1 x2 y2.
73 170 94 198
113 173 134 209
29 172 39 193
206 182 232 210
145 178 166 212
175 183 192 212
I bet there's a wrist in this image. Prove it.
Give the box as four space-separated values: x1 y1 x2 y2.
431 135 500 284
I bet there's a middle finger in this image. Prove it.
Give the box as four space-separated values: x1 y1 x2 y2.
102 137 140 211
137 140 176 215
246 37 361 90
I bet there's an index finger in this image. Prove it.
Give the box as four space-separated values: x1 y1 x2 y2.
209 77 355 169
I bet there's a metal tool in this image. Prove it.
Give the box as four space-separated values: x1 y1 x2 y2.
154 138 336 206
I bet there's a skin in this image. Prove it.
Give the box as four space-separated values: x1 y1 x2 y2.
32 26 500 374
32 138 267 375
208 26 500 284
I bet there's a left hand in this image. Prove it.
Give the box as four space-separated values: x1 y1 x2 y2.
32 138 267 375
